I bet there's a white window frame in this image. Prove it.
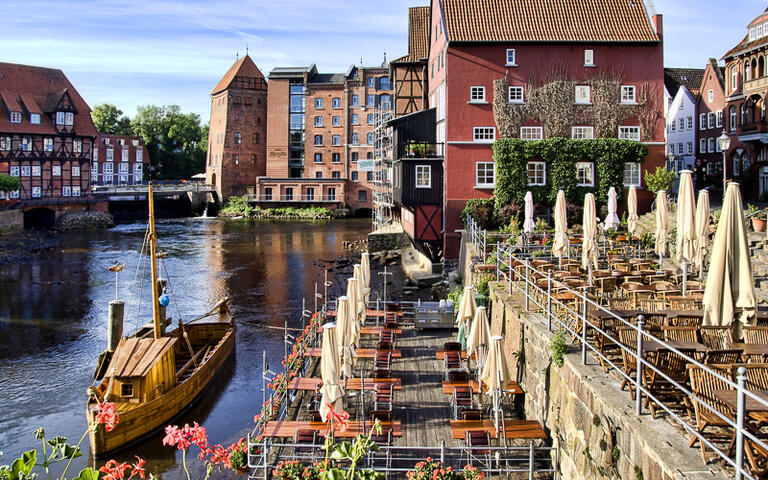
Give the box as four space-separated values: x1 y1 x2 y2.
699 113 706 130
575 85 591 105
32 165 41 176
314 116 323 127
708 89 714 102
32 186 41 198
576 161 594 186
707 112 715 129
52 165 61 176
476 162 496 188
332 135 341 146
62 186 71 197
620 85 636 104
314 153 323 164
73 139 82 153
520 126 543 140
677 143 684 154
623 162 641 187
469 86 486 103
118 163 128 174
686 142 693 154
699 138 706 153
332 97 341 109
687 116 693 130
415 165 431 188
9 166 19 176
56 112 65 125
332 116 341 126
103 162 114 174
10 112 22 123
505 49 516 66
571 126 594 139
315 98 323 109
670 121 676 133
584 49 594 66
526 161 546 186
678 118 685 130
716 110 723 128
136 150 143 162
30 113 40 124
314 135 323 146
134 163 142 174
106 148 114 161
618 126 641 141
508 86 524 104
43 137 54 152
730 107 737 131
21 166 30 177
351 114 359 125
708 138 715 153
473 127 495 143
65 112 73 125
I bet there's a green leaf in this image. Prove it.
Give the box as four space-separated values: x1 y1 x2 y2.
7 451 36 480
59 445 81 460
355 470 384 480
33 429 44 441
72 467 99 480
46 437 67 448
319 468 345 480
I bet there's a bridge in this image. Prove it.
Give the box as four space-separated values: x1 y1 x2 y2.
92 183 217 198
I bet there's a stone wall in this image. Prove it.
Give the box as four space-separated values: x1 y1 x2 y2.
367 230 411 252
0 210 22 232
487 283 727 480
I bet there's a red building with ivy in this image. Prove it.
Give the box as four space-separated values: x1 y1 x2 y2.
424 0 666 258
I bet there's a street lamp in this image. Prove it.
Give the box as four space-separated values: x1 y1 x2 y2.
667 152 676 173
717 130 731 195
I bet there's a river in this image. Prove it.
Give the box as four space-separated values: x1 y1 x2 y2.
0 217 370 478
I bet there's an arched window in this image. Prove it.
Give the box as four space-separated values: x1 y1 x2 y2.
760 57 765 78
752 58 758 79
730 105 738 130
746 61 752 81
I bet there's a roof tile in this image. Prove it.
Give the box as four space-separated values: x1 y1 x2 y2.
664 68 705 97
211 55 266 95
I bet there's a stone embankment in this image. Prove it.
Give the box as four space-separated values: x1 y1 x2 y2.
56 211 115 231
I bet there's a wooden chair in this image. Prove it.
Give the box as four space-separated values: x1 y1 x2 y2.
617 327 638 393
447 369 470 382
444 342 462 351
464 430 491 468
451 386 473 419
371 369 391 379
729 364 768 472
444 351 462 375
638 298 668 314
669 296 703 311
294 429 323 461
700 327 733 350
374 384 393 411
685 280 705 295
703 349 742 365
377 340 394 350
369 410 392 422
743 327 768 345
662 326 698 343
668 314 703 328
643 348 696 418
459 409 484 420
687 364 734 464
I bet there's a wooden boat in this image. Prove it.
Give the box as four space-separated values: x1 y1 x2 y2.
86 184 235 457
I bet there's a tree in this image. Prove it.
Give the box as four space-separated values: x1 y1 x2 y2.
91 103 133 135
0 174 21 196
644 166 678 195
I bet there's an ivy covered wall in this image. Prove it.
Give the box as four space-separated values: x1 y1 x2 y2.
492 137 648 208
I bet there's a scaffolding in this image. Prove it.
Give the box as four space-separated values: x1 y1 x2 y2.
372 102 394 231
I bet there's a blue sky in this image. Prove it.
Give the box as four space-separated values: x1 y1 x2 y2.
2 0 766 124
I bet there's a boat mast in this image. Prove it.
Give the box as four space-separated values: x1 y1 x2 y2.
148 183 162 338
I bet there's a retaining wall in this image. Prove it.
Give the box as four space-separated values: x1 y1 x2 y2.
0 210 22 232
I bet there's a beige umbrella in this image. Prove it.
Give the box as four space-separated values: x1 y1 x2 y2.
654 190 668 263
523 191 535 234
319 322 344 421
676 171 697 294
353 265 366 321
466 306 491 383
582 193 598 274
360 252 371 305
627 185 639 235
346 278 361 346
481 335 513 429
335 296 356 379
455 286 476 350
702 182 756 339
694 190 711 275
605 187 620 230
552 190 568 260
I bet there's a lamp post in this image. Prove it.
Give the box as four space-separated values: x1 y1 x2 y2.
718 130 732 196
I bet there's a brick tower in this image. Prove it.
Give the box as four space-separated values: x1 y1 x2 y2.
206 54 267 199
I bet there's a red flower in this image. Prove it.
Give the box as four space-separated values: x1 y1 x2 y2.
162 424 190 450
323 403 350 432
100 459 128 480
209 444 231 468
187 422 209 449
130 456 146 479
95 402 119 432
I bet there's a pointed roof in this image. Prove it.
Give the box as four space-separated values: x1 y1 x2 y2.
393 6 431 63
702 58 726 92
664 68 705 97
211 55 266 95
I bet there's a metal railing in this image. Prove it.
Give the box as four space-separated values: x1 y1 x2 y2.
245 194 339 203
495 245 768 480
92 183 216 193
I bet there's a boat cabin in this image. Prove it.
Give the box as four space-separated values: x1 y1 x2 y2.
105 337 177 403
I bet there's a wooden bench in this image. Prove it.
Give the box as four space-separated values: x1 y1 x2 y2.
449 420 547 440
262 420 402 438
304 347 402 358
441 380 523 395
287 377 403 391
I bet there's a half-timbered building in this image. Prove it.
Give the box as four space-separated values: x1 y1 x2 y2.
391 6 430 117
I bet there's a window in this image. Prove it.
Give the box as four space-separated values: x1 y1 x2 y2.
136 149 143 162
473 127 495 142
314 153 322 163
30 113 40 124
10 166 19 176
315 98 323 109
708 89 714 102
367 95 376 107
380 94 391 109
0 137 10 151
730 106 737 130
306 187 315 200
716 110 723 128
62 186 71 197
367 114 374 125
134 163 142 173
469 86 486 103
56 112 65 124
505 49 516 66
367 152 373 160
331 171 340 179
315 172 322 179
232 154 238 164
51 165 60 176
9 190 18 199
367 171 373 181
380 77 390 90
351 152 358 162
332 116 341 126
32 186 41 198
624 163 641 187
620 85 636 104
314 135 323 146
734 157 741 176
32 165 41 176
332 135 341 146
708 138 715 153
234 132 242 144
264 187 273 200
575 85 591 104
10 112 22 123
351 114 359 125
670 121 676 132
618 126 640 141
65 112 73 125
520 126 543 140
678 118 685 130
367 133 374 145
415 165 431 188
352 171 359 181
104 162 113 174
21 137 31 151
526 161 545 186
699 138 706 153
508 86 524 103
332 97 341 108
21 166 30 176
72 166 80 177
368 77 375 88
351 133 359 145
686 142 693 154
687 116 693 130
351 95 359 106
358 190 367 202
106 149 114 161
284 188 293 201
327 187 336 200
716 139 722 153
677 143 683 154
314 116 323 127
332 153 340 163
43 138 53 152
731 68 739 92
707 112 715 129
584 49 594 66
699 113 706 130
73 139 82 153
576 162 594 186
571 126 594 139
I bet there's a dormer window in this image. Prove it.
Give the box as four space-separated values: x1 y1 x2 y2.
10 112 21 123
750 27 757 41
506 49 516 66
584 49 594 66
56 112 65 125
65 112 73 125
30 113 40 124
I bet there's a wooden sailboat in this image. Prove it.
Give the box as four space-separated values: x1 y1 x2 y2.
86 183 236 457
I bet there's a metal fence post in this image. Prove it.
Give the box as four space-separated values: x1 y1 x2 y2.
736 366 746 480
581 287 588 365
262 438 268 480
528 441 535 480
508 249 513 295
524 260 530 311
483 229 487 261
546 272 553 332
635 316 644 415
440 440 446 465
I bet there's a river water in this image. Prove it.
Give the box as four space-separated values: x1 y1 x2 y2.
0 217 370 478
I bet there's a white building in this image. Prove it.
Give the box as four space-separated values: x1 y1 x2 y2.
663 68 704 182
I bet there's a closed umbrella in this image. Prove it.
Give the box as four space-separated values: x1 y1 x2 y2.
346 278 361 346
552 190 569 261
627 185 639 236
582 193 598 276
523 191 535 235
694 190 711 276
455 286 476 349
466 306 491 383
335 296 356 379
481 335 513 430
353 264 366 321
703 182 756 339
676 171 697 294
360 252 371 305
319 323 344 421
605 187 620 230
655 190 668 265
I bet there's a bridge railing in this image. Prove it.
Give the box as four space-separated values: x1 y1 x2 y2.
92 183 216 194
244 194 340 203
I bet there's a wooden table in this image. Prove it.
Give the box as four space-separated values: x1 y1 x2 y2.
441 380 523 395
304 347 402 358
287 377 403 391
642 339 710 354
449 420 547 440
729 343 768 358
319 326 403 335
435 350 469 360
262 420 402 438
326 309 402 318
714 390 768 413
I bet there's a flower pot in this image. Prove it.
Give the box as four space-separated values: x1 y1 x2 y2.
752 217 767 233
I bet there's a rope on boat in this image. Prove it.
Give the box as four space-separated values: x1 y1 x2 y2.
161 258 185 322
125 223 151 334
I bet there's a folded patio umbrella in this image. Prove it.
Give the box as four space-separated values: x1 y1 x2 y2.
552 190 569 259
523 191 535 234
694 189 710 272
676 171 697 264
582 193 598 271
320 322 344 421
353 264 366 321
360 252 371 305
481 335 512 392
604 187 620 230
335 296 356 379
627 185 639 235
654 190 668 259
703 182 756 339
466 306 491 360
455 286 476 350
346 278 361 346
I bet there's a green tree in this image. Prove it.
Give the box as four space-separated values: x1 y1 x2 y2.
91 103 133 135
644 166 677 195
0 174 21 195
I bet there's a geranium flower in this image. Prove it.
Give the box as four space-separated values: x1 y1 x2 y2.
95 402 119 432
323 403 350 432
99 459 128 480
130 456 146 479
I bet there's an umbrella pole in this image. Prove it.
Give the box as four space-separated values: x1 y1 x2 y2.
360 366 366 436
682 261 688 296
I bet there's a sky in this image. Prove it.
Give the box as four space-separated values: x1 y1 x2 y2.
2 0 766 124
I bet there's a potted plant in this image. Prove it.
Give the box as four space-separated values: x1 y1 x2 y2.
748 204 766 232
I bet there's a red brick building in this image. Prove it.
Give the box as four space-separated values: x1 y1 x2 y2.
0 62 100 222
91 134 150 186
722 7 768 199
424 0 666 258
206 55 268 198
695 59 727 190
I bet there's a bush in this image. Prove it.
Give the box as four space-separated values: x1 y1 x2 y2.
0 173 21 195
219 196 253 217
644 166 677 195
565 201 583 225
495 201 522 225
461 198 496 229
550 329 567 367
